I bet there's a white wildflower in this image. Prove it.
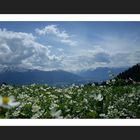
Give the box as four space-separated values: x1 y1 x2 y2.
0 96 20 109
31 110 44 119
32 105 41 113
50 108 62 118
128 93 134 98
83 98 88 103
94 94 103 101
64 94 71 99
80 84 84 88
106 80 111 85
92 83 95 86
12 110 20 117
99 114 106 117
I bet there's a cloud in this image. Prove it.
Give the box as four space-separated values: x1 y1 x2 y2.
35 25 69 39
93 52 110 63
0 28 63 70
60 39 77 46
110 51 140 67
35 25 77 47
60 44 140 71
0 27 139 72
58 48 64 52
60 49 111 71
97 33 140 54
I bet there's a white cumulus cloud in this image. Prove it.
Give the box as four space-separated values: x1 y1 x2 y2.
0 28 63 70
35 25 77 47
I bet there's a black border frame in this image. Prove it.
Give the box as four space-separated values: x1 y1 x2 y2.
0 126 139 139
0 0 140 138
0 0 140 14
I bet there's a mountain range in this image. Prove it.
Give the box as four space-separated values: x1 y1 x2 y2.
76 67 128 83
0 66 130 86
0 67 86 86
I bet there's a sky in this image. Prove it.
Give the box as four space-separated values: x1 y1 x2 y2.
0 21 140 72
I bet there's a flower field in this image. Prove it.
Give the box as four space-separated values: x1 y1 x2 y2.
0 80 140 119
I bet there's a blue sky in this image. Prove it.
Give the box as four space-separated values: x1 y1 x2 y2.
0 22 140 71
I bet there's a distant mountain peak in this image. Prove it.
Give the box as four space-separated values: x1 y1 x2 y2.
0 67 86 86
76 67 129 82
0 66 30 73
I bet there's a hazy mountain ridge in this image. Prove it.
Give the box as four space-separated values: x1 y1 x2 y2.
76 67 129 82
0 67 86 86
0 66 134 86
